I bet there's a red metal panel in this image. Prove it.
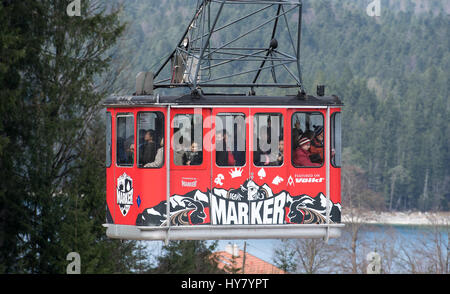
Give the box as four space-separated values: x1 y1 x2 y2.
169 108 212 225
106 107 167 226
106 105 342 229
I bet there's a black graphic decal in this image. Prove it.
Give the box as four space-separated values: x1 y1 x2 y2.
117 173 133 216
136 179 341 226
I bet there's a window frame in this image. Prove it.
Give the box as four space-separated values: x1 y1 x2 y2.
252 112 284 168
106 111 112 168
215 112 247 168
116 113 135 167
291 111 325 169
172 113 204 167
330 111 342 168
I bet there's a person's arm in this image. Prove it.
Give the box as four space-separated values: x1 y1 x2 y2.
144 148 163 167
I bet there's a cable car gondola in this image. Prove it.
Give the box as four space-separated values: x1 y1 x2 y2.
103 0 344 242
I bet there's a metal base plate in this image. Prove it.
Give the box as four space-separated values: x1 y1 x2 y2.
103 223 345 241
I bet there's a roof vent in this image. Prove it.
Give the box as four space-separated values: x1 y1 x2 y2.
317 85 325 96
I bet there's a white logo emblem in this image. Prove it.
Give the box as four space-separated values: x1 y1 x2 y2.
257 168 266 180
229 167 243 178
214 174 225 186
272 176 284 185
117 173 133 216
287 175 294 186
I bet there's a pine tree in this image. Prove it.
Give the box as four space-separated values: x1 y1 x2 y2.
273 239 297 273
151 240 225 274
0 0 151 273
0 0 42 273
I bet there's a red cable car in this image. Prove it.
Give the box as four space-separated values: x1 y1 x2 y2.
103 0 344 241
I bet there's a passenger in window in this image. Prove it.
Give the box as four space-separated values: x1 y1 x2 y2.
216 131 235 166
126 143 134 163
293 137 320 167
275 139 284 166
291 119 303 149
144 138 164 168
265 138 284 166
140 130 157 165
309 125 324 164
182 142 203 165
302 129 314 140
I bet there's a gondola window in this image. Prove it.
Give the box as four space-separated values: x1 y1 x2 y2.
138 112 165 168
253 113 284 166
106 112 112 167
331 112 342 167
116 114 134 166
291 112 324 167
173 114 203 166
215 113 246 167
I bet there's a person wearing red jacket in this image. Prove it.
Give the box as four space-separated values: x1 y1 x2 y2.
309 125 324 164
293 137 320 167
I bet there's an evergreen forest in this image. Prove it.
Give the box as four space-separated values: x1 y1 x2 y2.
112 0 449 212
0 0 448 274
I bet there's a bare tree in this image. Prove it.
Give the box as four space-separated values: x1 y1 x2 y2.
294 238 335 274
273 238 336 274
396 216 449 274
341 165 375 273
369 226 399 274
423 215 449 274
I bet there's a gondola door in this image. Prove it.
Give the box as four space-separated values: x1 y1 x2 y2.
108 108 168 226
133 109 167 225
210 108 250 225
249 109 288 225
169 107 211 226
287 108 327 200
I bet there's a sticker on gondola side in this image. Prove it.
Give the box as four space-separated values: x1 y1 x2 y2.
136 177 341 226
181 177 198 188
117 173 133 216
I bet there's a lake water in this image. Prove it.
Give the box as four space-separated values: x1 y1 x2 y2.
144 223 448 273
215 223 449 273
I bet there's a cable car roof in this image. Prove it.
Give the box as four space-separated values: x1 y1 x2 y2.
103 93 343 107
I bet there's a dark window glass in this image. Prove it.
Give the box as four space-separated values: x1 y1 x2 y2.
331 112 342 167
253 113 283 166
116 114 134 166
291 112 323 168
106 112 112 167
215 113 246 167
173 114 203 166
138 112 165 168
